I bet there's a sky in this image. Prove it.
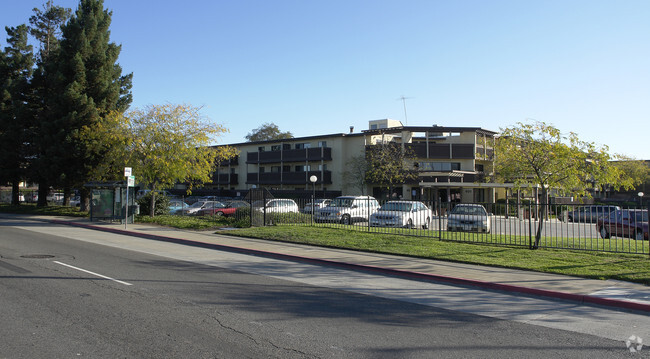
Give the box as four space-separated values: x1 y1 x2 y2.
2 0 649 159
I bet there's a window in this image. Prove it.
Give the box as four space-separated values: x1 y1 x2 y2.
259 167 265 173
230 168 236 174
295 143 311 149
271 166 281 173
271 145 281 151
282 144 291 150
295 165 311 172
258 146 265 152
282 165 290 172
318 164 327 171
318 141 327 147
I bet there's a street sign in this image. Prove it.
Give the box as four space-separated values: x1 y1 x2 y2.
127 175 135 187
124 167 132 177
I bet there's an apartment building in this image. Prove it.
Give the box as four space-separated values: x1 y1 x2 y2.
208 119 497 204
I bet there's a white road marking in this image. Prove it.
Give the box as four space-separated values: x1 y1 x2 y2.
54 261 133 286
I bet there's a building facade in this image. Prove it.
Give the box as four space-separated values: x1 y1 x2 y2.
206 120 498 204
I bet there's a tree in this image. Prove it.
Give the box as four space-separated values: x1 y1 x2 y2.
364 143 417 198
494 121 637 248
47 0 132 209
29 0 71 61
245 122 293 142
27 1 71 206
342 155 368 195
98 104 238 216
0 25 33 205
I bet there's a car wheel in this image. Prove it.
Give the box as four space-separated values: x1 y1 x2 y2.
635 229 645 241
422 217 430 229
406 219 414 229
341 214 351 225
567 215 573 222
599 226 610 239
216 211 224 216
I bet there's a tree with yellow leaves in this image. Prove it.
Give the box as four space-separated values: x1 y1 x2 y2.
494 121 639 248
88 104 238 216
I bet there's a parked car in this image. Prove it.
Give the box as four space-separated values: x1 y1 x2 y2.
597 209 648 241
46 192 64 203
197 200 249 217
369 200 433 229
314 195 380 225
302 199 331 214
563 205 620 223
251 199 299 213
447 204 491 233
180 200 225 215
169 199 188 214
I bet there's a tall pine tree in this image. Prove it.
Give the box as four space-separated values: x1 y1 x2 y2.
28 1 71 206
0 25 34 205
50 0 132 209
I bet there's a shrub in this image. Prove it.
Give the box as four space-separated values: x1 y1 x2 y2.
137 192 171 216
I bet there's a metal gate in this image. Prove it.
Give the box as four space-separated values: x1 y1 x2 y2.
245 188 274 227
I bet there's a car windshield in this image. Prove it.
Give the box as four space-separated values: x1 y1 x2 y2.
329 198 354 207
451 206 486 215
188 201 206 208
380 202 412 212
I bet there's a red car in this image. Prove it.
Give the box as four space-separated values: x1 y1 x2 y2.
197 201 249 217
597 209 648 241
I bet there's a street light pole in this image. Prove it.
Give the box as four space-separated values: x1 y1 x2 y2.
310 175 318 225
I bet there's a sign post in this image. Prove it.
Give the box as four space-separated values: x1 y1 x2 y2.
124 168 133 229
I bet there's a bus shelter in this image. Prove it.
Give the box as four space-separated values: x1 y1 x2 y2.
84 181 138 223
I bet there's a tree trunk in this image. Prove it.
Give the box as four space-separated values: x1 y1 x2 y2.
149 191 156 217
79 187 91 212
37 181 49 207
533 189 549 249
11 180 20 205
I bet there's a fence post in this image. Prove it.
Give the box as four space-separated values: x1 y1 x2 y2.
528 203 533 249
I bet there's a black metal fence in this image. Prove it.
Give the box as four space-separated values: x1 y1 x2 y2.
183 196 650 256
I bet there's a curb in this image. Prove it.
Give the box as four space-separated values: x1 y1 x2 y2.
49 219 650 314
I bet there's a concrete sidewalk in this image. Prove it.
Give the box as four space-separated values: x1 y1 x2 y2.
7 214 650 313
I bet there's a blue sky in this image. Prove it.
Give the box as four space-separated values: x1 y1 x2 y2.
2 0 649 159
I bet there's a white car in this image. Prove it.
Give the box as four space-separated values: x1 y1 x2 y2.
447 204 491 233
302 199 331 214
370 201 433 229
180 200 224 215
252 199 299 213
314 195 380 225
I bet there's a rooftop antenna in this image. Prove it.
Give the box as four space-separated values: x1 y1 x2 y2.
397 95 413 125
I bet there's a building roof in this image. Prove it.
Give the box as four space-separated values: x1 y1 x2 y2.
362 125 498 136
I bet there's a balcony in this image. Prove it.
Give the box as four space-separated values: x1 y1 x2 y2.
216 156 239 166
404 143 477 159
212 173 238 185
247 147 332 164
246 171 332 185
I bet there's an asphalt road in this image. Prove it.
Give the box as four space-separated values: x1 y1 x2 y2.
0 218 645 358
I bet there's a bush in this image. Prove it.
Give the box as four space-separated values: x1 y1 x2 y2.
137 192 171 216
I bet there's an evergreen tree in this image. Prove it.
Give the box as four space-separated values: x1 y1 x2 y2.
27 1 71 206
0 25 33 205
49 0 132 209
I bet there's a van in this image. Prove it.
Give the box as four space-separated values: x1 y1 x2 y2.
314 195 380 225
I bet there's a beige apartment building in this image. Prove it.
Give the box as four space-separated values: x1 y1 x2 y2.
209 119 497 205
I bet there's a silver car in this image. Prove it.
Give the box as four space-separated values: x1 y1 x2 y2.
447 204 491 233
370 201 433 229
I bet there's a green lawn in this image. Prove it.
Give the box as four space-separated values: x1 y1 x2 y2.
216 224 650 285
